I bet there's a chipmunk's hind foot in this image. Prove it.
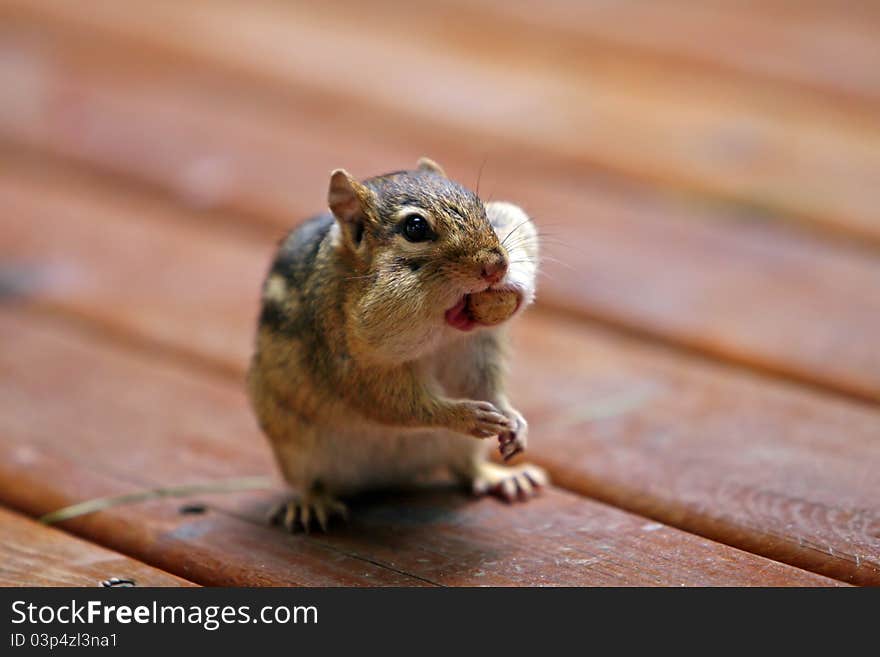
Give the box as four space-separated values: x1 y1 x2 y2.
468 462 548 503
268 490 348 533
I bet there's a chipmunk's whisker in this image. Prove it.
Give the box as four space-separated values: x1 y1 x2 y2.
474 155 488 198
500 219 533 248
502 235 540 249
537 255 575 271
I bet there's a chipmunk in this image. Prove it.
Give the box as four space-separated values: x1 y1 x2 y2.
247 158 547 532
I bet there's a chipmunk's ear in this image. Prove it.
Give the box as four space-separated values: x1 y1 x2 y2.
416 157 446 177
329 169 374 250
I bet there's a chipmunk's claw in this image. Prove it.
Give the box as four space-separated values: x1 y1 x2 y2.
498 408 528 460
499 433 524 461
268 495 348 533
470 462 548 503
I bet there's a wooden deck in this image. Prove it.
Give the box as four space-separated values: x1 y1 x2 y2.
1 0 878 586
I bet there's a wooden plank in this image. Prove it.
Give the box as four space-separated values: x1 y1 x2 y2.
0 162 263 377
1 438 425 587
510 313 880 586
0 507 195 587
2 1 879 243
1 26 879 402
0 450 424 587
2 163 877 584
0 418 423 586
415 0 880 107
0 309 841 586
527 179 880 404
3 85 880 406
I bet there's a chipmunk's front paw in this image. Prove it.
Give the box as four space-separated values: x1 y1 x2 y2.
470 462 548 503
268 493 348 533
498 407 528 460
452 400 513 438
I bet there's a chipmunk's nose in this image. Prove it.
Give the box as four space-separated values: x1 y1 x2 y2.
480 249 508 284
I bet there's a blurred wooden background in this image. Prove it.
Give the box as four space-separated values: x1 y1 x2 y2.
0 0 878 586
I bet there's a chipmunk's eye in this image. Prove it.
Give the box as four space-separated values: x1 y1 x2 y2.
402 214 431 242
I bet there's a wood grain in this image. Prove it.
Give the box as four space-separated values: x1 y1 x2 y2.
0 507 194 587
397 0 880 107
3 102 880 405
0 309 841 586
0 434 423 587
0 0 875 587
0 162 877 583
508 313 880 585
2 0 879 243
0 161 264 376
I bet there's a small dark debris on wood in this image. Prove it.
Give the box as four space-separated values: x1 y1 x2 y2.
101 577 136 588
179 503 207 515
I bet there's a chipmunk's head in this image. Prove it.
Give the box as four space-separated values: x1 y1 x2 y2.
328 158 537 364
